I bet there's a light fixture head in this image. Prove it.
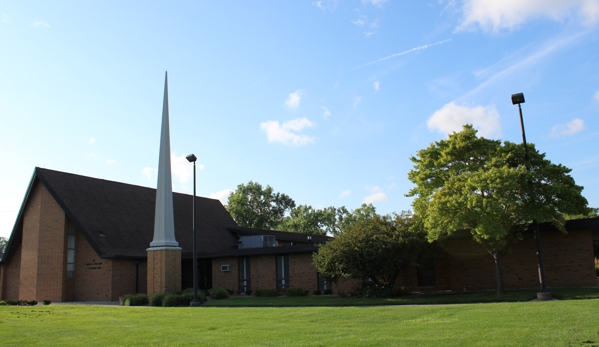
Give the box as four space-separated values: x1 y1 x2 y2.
511 93 525 105
186 154 197 163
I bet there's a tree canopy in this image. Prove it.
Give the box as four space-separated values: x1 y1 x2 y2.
407 125 588 294
226 181 296 230
312 211 436 294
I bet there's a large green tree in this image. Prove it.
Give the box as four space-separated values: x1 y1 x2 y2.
407 125 588 294
278 203 378 236
226 181 296 229
312 212 434 292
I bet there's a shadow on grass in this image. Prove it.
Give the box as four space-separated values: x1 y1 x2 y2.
201 286 599 307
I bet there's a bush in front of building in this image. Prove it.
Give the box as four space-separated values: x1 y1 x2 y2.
254 288 277 297
150 293 165 307
285 287 308 297
43 300 51 305
313 289 322 295
120 293 149 306
0 300 6 305
209 287 230 300
323 289 333 295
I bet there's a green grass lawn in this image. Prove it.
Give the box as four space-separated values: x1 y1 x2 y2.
2 299 599 346
202 286 599 307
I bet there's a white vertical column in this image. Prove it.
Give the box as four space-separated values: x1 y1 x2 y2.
149 71 179 248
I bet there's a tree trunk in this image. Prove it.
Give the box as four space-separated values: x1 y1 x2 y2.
492 251 505 295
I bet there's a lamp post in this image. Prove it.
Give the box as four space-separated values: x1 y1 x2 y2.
186 153 201 306
511 93 551 300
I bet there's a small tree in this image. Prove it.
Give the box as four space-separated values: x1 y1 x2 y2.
312 212 434 292
407 125 588 295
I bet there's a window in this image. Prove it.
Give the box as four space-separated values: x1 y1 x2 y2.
417 262 436 287
317 273 331 291
276 255 289 291
67 223 76 278
238 257 251 294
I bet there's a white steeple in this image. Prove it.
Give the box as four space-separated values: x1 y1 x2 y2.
149 72 179 248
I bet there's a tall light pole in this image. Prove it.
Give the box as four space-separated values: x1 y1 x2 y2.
186 153 201 306
511 93 551 300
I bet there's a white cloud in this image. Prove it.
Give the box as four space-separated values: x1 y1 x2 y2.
1 13 10 24
284 89 304 111
209 189 234 205
549 118 585 138
170 152 205 185
427 102 501 138
354 39 452 69
373 81 380 91
339 189 351 198
321 106 331 118
142 167 157 182
363 192 390 203
353 96 362 108
363 0 388 7
260 118 316 146
34 21 50 28
594 90 599 103
352 17 366 26
88 137 96 144
313 0 337 10
455 0 599 32
105 159 116 165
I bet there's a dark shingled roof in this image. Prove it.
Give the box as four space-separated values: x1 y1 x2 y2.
1 168 331 264
2 167 240 262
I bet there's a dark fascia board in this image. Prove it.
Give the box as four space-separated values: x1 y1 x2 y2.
35 168 107 259
0 169 38 265
185 244 319 259
100 253 147 259
227 227 331 243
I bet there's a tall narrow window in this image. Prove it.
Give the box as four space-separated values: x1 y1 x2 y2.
67 223 76 278
317 273 331 291
238 257 251 294
417 262 436 287
276 255 289 291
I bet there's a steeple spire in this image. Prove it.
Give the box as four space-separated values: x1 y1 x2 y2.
150 71 179 248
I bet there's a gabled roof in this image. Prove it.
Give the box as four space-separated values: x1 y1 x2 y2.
1 167 240 263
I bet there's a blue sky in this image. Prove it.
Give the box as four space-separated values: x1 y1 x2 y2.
1 1 599 238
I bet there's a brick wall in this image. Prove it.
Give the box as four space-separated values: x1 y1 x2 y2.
251 255 276 290
289 253 317 291
112 259 146 300
147 248 181 298
19 182 68 302
211 257 238 293
447 230 596 291
72 230 113 301
1 244 22 300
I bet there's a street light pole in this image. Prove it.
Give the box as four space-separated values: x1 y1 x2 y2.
186 153 201 306
511 93 551 300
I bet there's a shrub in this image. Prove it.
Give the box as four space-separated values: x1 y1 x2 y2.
254 288 277 297
43 300 51 305
182 288 206 303
27 300 38 306
389 286 411 297
337 291 349 298
210 287 230 300
163 293 190 307
323 289 333 295
150 293 165 307
313 289 322 296
285 287 308 297
6 300 18 305
121 294 149 306
0 300 6 305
